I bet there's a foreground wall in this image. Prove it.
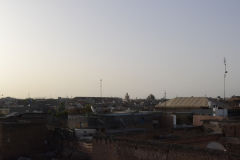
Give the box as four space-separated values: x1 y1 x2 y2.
92 137 239 160
223 123 240 137
0 121 50 160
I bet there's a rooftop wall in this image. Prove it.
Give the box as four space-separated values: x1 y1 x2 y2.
0 115 50 159
223 123 240 137
193 115 225 126
92 137 239 160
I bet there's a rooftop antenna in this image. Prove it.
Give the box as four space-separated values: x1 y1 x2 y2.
100 79 103 97
161 90 167 112
164 90 167 111
28 91 31 99
164 90 167 101
224 57 228 100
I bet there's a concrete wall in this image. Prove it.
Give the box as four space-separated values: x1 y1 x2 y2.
92 138 239 160
193 115 225 126
223 123 240 137
0 121 50 159
89 113 164 130
68 115 88 129
0 109 10 115
215 109 228 117
153 114 174 129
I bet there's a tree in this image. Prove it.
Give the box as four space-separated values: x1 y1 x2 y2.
82 104 93 114
147 94 155 102
56 102 67 118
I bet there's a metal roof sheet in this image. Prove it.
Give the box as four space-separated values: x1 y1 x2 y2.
156 97 209 108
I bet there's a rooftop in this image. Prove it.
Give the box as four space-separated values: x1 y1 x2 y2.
156 97 209 108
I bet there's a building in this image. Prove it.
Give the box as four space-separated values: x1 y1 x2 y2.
156 97 227 115
228 96 240 107
0 108 9 115
68 114 89 129
156 97 225 108
155 97 228 126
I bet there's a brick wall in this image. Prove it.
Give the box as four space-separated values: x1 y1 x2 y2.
92 137 239 160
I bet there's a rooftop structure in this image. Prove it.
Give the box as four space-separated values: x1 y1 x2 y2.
156 97 225 109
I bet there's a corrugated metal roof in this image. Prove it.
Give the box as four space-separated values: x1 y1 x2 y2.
156 97 209 108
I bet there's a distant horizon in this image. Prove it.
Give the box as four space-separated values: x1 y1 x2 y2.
0 0 240 99
0 94 236 100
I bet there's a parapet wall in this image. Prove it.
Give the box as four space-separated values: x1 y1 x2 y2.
0 121 50 160
193 115 225 126
223 123 240 137
92 137 239 160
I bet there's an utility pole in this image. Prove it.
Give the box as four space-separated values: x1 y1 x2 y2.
100 79 103 97
28 91 31 99
161 90 167 112
224 57 228 100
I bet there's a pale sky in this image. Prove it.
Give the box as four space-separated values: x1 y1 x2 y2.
0 0 240 99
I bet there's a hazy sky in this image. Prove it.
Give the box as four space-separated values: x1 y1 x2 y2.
0 0 240 99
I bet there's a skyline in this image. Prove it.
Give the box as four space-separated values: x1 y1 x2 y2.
0 0 240 99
